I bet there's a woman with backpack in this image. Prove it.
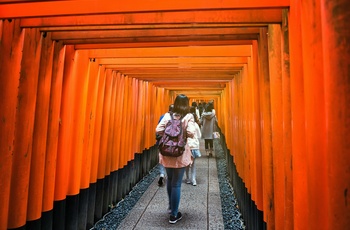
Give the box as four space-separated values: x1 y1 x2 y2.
155 94 196 224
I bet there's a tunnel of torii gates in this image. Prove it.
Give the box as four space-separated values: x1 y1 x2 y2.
0 0 349 230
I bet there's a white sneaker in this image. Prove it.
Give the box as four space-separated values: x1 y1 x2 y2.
185 178 191 184
192 180 197 186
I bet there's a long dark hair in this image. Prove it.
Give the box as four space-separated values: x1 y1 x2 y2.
173 94 189 116
190 106 200 123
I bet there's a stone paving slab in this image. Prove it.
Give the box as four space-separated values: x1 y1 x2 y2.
117 140 224 230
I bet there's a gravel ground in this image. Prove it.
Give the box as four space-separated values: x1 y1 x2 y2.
214 139 246 229
92 139 245 229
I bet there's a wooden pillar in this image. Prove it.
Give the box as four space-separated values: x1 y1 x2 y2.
258 27 275 230
281 9 293 230
321 0 350 228
8 27 42 228
67 50 89 196
43 41 66 213
55 45 76 202
81 59 101 190
97 69 113 180
27 30 54 222
113 72 124 170
135 79 144 152
0 19 23 229
268 24 284 230
251 41 263 212
300 0 328 228
289 1 308 229
88 66 106 225
111 73 122 172
106 72 117 176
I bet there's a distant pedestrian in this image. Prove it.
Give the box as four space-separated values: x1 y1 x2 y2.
200 101 217 157
156 94 196 224
191 101 201 121
185 106 202 186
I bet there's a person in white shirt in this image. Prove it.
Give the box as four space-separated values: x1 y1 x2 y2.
185 106 202 186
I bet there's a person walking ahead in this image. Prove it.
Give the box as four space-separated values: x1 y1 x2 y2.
156 104 174 186
156 94 196 224
185 106 202 186
201 102 217 157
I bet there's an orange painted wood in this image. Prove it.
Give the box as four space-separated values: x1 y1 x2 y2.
88 46 251 58
54 45 76 201
42 41 66 212
281 9 293 230
321 0 350 228
119 75 131 167
289 1 308 228
90 66 106 182
247 58 256 203
27 31 54 221
301 0 328 228
131 78 139 156
251 41 263 211
113 73 124 170
118 75 127 167
19 9 282 27
8 27 42 229
64 50 89 195
136 80 146 151
99 57 250 65
122 76 131 165
268 24 284 230
1 0 289 18
97 69 113 179
105 72 117 174
63 35 258 46
246 64 253 197
0 19 24 230
110 73 120 171
149 84 158 147
35 24 262 32
125 76 133 164
80 60 100 189
258 27 275 229
74 40 253 50
50 27 260 40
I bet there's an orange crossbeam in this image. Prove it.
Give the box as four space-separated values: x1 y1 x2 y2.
20 10 281 27
1 0 290 18
74 40 253 49
51 27 260 40
87 46 252 58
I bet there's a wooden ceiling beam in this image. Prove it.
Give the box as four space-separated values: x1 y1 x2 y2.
86 46 251 58
61 34 259 45
74 40 253 49
19 9 282 27
135 76 236 81
103 63 246 68
51 27 260 40
119 70 241 75
98 57 251 65
1 0 289 18
38 24 265 32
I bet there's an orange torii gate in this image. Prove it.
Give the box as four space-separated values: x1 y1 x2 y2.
0 0 349 229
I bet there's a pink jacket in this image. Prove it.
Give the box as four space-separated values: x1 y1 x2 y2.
156 112 196 168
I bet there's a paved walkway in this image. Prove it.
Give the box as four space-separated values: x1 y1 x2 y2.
117 140 224 229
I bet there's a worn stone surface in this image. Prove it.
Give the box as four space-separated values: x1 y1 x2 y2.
93 139 245 230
